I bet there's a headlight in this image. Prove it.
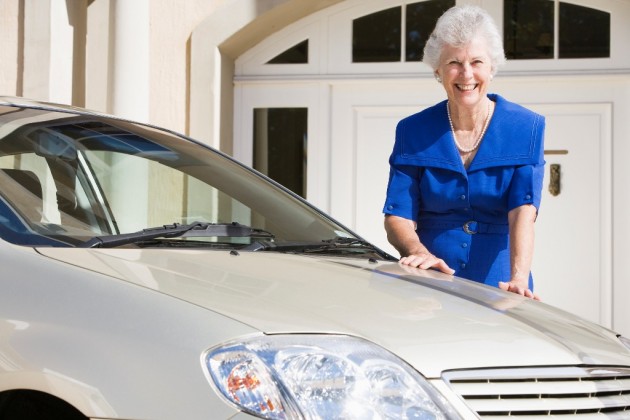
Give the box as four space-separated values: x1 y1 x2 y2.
204 334 460 419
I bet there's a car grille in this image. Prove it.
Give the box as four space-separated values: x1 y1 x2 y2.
443 366 630 418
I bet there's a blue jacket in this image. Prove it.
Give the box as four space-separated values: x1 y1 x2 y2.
383 94 545 287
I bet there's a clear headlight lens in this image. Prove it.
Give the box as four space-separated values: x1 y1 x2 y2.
204 335 459 419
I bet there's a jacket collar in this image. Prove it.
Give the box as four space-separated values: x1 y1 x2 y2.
392 94 544 174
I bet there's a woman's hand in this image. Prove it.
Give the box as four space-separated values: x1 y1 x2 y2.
384 215 455 275
400 252 455 274
498 280 541 301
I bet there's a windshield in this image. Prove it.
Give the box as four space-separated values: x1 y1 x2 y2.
0 105 364 253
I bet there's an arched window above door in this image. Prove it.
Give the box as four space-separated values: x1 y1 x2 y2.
559 3 610 59
351 0 455 63
504 0 611 60
235 0 630 78
267 40 309 64
352 6 402 63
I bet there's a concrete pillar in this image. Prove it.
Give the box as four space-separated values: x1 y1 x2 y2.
110 0 150 122
106 0 151 228
86 0 113 113
22 0 86 105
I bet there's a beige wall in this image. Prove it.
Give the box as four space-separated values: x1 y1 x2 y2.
0 0 21 97
1 0 87 105
149 0 225 132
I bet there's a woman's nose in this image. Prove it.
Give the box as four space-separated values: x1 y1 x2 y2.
460 62 473 78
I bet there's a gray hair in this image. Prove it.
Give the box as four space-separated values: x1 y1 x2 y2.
423 5 506 76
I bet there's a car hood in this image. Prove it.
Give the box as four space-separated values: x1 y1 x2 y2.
37 247 630 377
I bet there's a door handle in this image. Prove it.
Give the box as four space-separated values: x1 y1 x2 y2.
549 163 561 196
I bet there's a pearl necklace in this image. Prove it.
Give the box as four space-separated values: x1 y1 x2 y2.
447 99 491 154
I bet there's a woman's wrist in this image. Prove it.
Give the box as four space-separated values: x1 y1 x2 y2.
405 246 431 257
509 277 529 287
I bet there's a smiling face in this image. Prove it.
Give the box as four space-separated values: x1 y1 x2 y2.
435 36 494 110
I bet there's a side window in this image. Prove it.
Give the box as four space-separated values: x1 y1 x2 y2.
0 153 55 224
504 0 611 60
0 152 117 234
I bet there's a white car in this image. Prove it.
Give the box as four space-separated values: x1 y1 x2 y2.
1 97 629 420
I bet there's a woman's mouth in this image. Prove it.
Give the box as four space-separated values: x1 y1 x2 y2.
456 84 478 91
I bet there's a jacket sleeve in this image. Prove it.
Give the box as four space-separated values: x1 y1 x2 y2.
508 162 545 212
382 163 423 220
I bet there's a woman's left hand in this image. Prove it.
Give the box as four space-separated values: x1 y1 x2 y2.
498 280 541 301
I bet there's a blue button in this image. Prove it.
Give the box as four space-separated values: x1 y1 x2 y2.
461 243 468 248
525 194 532 200
460 263 467 269
387 205 394 210
460 194 466 200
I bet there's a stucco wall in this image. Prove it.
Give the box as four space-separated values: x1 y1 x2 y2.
0 0 21 97
149 0 225 133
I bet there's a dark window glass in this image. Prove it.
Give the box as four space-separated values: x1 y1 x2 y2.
267 40 309 64
352 7 402 63
253 108 307 198
504 0 554 59
406 0 455 62
559 3 610 58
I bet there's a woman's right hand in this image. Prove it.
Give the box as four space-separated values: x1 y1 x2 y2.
399 252 455 274
384 215 455 275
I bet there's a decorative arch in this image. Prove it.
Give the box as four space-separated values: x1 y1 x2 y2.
188 0 345 152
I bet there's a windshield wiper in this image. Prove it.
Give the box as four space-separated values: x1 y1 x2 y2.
242 236 394 259
79 222 274 248
304 237 386 254
322 236 376 247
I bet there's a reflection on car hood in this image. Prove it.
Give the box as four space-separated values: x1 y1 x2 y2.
37 247 630 377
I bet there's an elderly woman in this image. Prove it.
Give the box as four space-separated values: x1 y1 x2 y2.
383 5 545 299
